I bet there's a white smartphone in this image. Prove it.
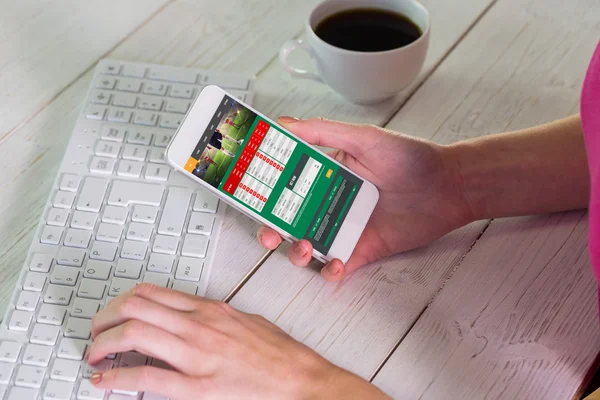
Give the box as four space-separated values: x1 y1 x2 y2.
166 85 379 264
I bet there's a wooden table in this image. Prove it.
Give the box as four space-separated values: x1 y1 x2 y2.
1 0 599 398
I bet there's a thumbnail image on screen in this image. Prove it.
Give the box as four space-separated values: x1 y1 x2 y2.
184 95 363 254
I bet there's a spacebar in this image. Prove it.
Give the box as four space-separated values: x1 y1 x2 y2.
107 181 165 207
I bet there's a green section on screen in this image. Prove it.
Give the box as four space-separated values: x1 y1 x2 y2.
218 116 340 239
309 175 343 239
324 185 357 247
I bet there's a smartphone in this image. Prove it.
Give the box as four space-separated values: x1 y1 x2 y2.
166 86 379 264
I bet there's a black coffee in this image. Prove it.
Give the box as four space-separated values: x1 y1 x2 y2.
314 8 422 52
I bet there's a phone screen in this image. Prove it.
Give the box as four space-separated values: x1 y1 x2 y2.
183 95 363 254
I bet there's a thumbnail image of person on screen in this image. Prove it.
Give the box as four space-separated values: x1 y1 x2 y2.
192 100 256 188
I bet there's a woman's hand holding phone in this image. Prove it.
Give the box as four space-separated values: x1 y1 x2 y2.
258 117 474 281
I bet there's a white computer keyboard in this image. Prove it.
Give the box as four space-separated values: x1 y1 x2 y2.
0 59 255 400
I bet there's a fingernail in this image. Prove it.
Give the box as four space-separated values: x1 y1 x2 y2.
90 372 102 384
327 263 339 275
278 116 300 124
293 244 306 257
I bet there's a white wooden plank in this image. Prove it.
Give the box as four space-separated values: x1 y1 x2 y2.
0 0 326 315
227 0 498 379
373 213 597 400
0 0 168 138
371 0 600 397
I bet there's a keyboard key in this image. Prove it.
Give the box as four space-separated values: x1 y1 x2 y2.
107 108 133 123
59 174 81 192
57 339 87 361
85 105 106 120
123 64 146 78
143 272 170 287
117 160 143 178
158 188 192 236
134 110 159 126
64 228 92 248
159 112 182 129
126 222 153 242
132 205 158 224
23 272 46 292
152 235 179 255
71 211 98 231
122 144 148 161
53 191 75 209
102 205 128 225
71 298 101 319
171 280 197 296
7 386 37 400
0 362 14 383
89 90 111 105
94 140 121 158
14 365 45 388
109 278 137 297
89 154 117 174
153 132 173 147
50 266 79 286
175 257 203 282
149 66 197 84
15 291 39 311
0 341 21 362
117 78 143 93
52 358 81 380
108 180 164 207
43 380 74 400
57 247 86 267
115 259 143 279
100 125 127 142
148 147 165 163
99 63 121 75
147 253 174 274
82 358 113 378
89 241 118 261
29 253 54 272
127 128 153 145
77 379 105 399
96 77 116 90
188 213 215 235
30 324 60 346
168 84 195 99
144 163 170 181
76 177 109 212
181 234 209 258
165 98 191 113
84 260 112 280
96 223 123 243
201 72 250 90
37 304 67 326
138 95 163 111
64 317 92 339
47 208 69 227
77 279 106 300
22 344 52 367
121 240 147 260
43 285 73 305
119 351 147 368
193 190 219 213
143 82 168 96
9 310 32 331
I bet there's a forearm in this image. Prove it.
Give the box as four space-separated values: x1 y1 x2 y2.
446 115 589 220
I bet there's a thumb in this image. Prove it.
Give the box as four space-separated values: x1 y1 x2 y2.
276 116 377 158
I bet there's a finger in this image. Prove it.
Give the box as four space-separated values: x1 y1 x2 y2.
91 292 195 339
287 240 313 267
91 366 193 400
132 283 203 312
277 116 378 157
257 226 283 250
320 259 346 282
88 320 194 373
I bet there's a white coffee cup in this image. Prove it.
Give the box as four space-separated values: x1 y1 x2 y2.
279 0 430 104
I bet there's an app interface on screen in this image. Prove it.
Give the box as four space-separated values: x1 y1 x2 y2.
184 95 363 254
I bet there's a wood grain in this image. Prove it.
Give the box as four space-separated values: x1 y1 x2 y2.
228 0 498 380
372 0 600 397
